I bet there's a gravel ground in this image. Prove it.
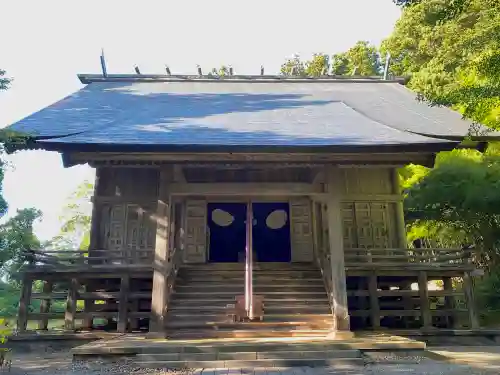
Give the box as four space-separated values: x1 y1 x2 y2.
3 349 500 375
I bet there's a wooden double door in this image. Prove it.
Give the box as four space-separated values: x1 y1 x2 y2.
207 202 292 263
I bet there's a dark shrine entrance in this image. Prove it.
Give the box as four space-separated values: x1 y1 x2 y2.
207 202 247 262
207 202 292 263
252 202 291 262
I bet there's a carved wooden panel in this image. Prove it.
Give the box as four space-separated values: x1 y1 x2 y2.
340 202 393 249
290 199 313 262
106 204 126 251
341 203 357 248
184 200 207 263
100 204 156 261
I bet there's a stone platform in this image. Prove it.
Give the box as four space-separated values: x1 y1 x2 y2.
71 333 426 368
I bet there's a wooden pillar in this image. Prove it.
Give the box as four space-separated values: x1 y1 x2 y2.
64 278 78 331
391 169 407 248
368 273 380 330
83 168 102 330
148 168 171 336
325 166 350 331
418 271 432 330
17 276 32 332
463 272 479 329
117 276 130 333
443 277 456 329
38 281 53 330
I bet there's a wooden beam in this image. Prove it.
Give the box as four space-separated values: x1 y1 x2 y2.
38 281 53 330
325 166 350 331
169 182 322 196
117 276 130 333
64 278 78 331
418 271 432 330
368 273 380 330
71 151 435 165
463 272 479 329
148 168 172 336
17 276 32 333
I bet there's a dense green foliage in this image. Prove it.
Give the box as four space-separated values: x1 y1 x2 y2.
280 41 382 77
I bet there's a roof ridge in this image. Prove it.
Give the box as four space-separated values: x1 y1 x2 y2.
78 73 408 85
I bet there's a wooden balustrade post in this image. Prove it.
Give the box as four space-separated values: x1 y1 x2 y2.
368 273 381 330
463 272 479 329
117 276 130 333
38 281 53 330
17 276 33 332
325 166 350 334
418 271 432 330
64 278 78 331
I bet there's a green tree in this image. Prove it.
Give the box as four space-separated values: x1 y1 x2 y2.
405 150 500 267
0 70 10 92
0 69 11 217
280 55 307 76
382 0 500 129
305 54 330 76
0 208 42 281
48 181 93 251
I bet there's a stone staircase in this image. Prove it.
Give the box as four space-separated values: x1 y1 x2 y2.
165 262 335 339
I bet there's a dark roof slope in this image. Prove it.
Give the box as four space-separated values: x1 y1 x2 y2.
6 76 494 152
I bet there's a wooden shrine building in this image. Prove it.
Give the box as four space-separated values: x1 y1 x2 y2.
7 73 490 339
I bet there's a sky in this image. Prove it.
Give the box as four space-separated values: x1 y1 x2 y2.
0 0 401 241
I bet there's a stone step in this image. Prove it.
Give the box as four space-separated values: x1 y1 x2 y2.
136 349 361 362
167 328 333 339
174 285 327 293
135 358 364 369
138 342 361 354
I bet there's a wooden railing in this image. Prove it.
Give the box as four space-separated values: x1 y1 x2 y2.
344 247 473 270
22 248 155 270
315 247 335 316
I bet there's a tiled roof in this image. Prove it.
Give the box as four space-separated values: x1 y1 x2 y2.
6 76 491 151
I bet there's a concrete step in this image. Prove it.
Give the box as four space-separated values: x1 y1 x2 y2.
135 357 364 369
136 349 361 361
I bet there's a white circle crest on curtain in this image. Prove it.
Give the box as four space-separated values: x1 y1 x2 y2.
266 209 288 230
212 209 235 227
